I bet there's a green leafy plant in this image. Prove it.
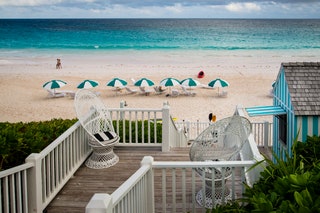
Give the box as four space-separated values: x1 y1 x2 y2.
210 135 320 212
1 118 163 171
0 119 77 171
114 120 162 143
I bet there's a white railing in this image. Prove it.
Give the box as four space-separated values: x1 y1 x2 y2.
110 108 163 146
109 103 187 151
175 120 273 147
0 163 33 213
85 108 266 212
175 120 210 142
86 134 265 213
0 105 269 213
0 104 186 213
0 121 90 213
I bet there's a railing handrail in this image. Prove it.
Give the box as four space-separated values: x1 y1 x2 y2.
0 162 33 178
151 160 256 168
111 163 151 205
38 121 82 156
175 120 273 147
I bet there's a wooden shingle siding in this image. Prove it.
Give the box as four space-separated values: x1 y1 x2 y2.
273 62 320 158
282 62 320 116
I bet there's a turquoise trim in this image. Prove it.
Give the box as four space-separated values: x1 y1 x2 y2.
245 105 286 117
313 117 319 136
302 117 308 142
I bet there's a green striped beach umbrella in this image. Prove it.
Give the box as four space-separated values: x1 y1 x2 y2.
43 80 67 92
160 77 180 87
77 79 99 89
180 78 200 87
134 78 155 87
208 78 229 95
208 78 229 88
106 78 128 87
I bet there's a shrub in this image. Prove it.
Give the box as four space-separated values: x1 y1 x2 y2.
114 120 162 143
210 135 320 212
0 119 77 171
0 118 162 171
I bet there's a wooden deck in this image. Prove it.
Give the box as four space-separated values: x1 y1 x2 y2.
45 146 271 213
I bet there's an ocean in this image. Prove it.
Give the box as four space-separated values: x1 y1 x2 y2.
0 19 319 58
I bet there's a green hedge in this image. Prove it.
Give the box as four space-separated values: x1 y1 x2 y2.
0 119 163 171
0 119 77 171
114 120 162 143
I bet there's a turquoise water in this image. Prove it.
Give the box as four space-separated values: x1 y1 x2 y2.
0 19 319 57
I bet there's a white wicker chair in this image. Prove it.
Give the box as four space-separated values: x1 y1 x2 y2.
189 115 251 208
74 89 119 169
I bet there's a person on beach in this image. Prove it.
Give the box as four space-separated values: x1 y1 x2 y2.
56 59 62 69
208 113 216 122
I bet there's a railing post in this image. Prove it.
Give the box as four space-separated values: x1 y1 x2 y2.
25 153 43 213
162 102 170 152
119 100 125 120
197 120 200 136
86 194 113 213
264 121 269 148
141 156 155 213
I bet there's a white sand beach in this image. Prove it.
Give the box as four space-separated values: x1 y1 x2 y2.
0 50 318 123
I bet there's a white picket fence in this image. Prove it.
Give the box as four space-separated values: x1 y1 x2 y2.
175 120 273 147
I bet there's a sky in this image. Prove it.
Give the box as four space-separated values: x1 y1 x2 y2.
0 0 319 19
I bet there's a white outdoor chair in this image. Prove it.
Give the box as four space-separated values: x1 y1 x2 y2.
154 86 166 94
189 115 251 208
171 89 180 97
125 87 138 94
74 89 119 169
46 89 66 98
181 86 196 96
139 86 153 96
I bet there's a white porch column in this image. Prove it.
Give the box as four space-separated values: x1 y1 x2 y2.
141 156 155 213
25 153 43 213
162 102 170 152
86 194 113 213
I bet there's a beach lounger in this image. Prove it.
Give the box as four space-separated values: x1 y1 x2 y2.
113 87 125 96
181 86 196 96
125 87 138 94
59 90 76 98
46 89 66 98
154 86 166 94
171 89 180 97
139 87 153 96
218 90 228 97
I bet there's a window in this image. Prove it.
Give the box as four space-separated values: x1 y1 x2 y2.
278 114 287 145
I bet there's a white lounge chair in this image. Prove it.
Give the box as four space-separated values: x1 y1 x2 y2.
46 89 66 98
139 87 153 96
181 86 196 96
218 90 228 97
59 90 76 98
171 89 180 97
125 87 138 94
154 86 166 94
112 87 125 96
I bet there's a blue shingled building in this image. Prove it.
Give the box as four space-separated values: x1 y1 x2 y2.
246 62 320 158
